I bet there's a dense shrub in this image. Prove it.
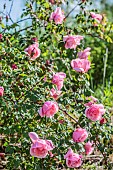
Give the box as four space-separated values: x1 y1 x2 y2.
0 0 113 169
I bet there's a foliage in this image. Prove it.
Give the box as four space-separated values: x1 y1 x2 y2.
0 0 113 169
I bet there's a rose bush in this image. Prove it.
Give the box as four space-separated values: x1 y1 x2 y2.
0 0 113 169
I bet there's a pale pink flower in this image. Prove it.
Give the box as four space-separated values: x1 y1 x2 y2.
29 132 54 158
43 76 47 82
52 72 66 90
89 96 98 102
84 101 94 107
84 96 98 107
49 7 65 24
50 88 61 100
84 141 94 155
90 12 102 23
78 47 91 59
25 43 41 60
73 128 88 143
0 86 4 96
63 35 83 49
85 104 105 121
39 101 58 118
64 148 82 168
71 58 91 73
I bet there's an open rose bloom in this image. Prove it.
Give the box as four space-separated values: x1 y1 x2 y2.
0 86 4 96
52 72 66 90
29 132 54 158
50 88 62 100
84 141 94 155
39 101 59 117
64 149 82 168
73 128 88 143
84 95 98 107
63 35 83 49
25 43 40 60
49 7 65 24
90 12 102 26
85 104 105 121
78 47 91 59
71 58 91 73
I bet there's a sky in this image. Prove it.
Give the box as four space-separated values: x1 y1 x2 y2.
0 0 24 22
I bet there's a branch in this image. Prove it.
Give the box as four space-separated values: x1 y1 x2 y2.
14 25 32 34
60 108 79 125
65 2 82 19
9 0 14 16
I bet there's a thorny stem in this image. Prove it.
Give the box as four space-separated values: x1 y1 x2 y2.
60 108 79 125
65 2 82 19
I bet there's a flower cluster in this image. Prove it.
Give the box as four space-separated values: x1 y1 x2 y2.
22 5 106 169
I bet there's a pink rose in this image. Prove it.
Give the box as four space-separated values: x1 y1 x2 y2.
78 47 91 59
39 101 59 117
29 132 54 158
52 72 66 90
84 141 94 155
49 7 65 24
0 86 4 96
71 58 91 73
43 76 47 82
25 43 41 60
84 101 94 107
63 35 83 49
11 64 18 70
89 96 98 102
73 128 88 143
84 96 98 107
90 12 102 23
64 149 82 168
50 88 62 100
85 104 105 121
